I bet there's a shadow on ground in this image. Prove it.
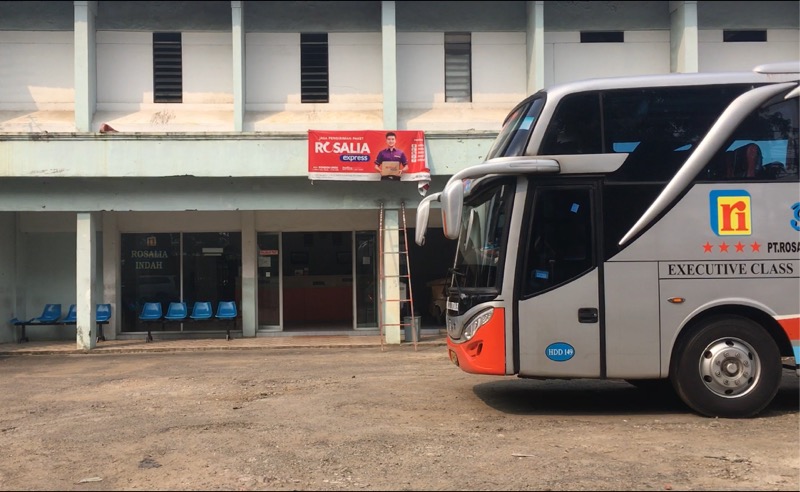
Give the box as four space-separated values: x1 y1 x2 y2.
472 369 799 418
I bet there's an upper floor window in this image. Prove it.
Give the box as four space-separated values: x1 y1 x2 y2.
445 32 472 102
153 32 183 103
301 33 329 103
580 31 624 43
723 30 767 42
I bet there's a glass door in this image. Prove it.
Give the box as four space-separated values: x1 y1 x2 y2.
355 231 377 328
257 233 281 328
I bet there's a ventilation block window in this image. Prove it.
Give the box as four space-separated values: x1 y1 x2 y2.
301 33 329 103
723 30 767 42
445 32 472 103
153 32 183 103
580 31 624 43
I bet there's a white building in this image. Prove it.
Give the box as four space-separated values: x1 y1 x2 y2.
0 1 797 347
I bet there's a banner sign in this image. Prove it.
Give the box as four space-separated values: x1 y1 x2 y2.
308 130 430 192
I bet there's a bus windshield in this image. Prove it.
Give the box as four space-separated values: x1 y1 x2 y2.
452 178 515 291
486 96 545 159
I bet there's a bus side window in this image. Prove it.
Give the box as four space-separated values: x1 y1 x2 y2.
699 94 799 183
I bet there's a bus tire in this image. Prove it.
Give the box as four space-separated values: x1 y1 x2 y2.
670 316 781 418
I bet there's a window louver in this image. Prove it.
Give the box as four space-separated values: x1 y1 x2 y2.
153 32 183 103
301 33 329 103
445 33 472 103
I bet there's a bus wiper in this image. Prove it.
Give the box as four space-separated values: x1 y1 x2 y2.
447 267 466 299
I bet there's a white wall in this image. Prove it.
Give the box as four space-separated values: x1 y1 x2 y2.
472 32 527 104
698 29 800 72
183 32 233 104
398 32 444 106
329 32 382 105
545 31 671 87
97 31 152 105
0 31 74 110
246 33 301 108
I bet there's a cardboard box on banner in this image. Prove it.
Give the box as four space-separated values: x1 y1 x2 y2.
380 161 401 176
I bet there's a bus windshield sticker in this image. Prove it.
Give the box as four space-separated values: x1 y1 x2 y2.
570 203 580 213
520 116 535 130
534 270 549 279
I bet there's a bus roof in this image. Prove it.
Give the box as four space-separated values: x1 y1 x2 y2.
539 63 799 102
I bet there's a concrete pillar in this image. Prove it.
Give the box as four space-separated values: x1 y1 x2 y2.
381 1 398 130
74 1 97 132
232 1 246 132
76 212 97 349
526 1 545 95
381 208 401 344
669 1 699 73
240 211 257 337
102 212 119 340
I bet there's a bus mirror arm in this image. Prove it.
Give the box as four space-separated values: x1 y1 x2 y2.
442 157 560 241
415 192 442 246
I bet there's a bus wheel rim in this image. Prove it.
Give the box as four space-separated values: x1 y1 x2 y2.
698 337 761 398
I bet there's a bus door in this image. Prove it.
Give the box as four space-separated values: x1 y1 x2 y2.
516 183 602 378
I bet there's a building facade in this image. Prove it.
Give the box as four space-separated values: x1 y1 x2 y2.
0 1 797 348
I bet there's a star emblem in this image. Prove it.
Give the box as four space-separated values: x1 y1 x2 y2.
734 242 745 253
719 242 729 253
750 241 761 252
703 242 713 253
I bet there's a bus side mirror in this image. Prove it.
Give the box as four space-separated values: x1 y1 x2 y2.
415 192 441 246
441 179 464 240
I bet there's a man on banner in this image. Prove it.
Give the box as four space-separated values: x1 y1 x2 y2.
373 132 408 181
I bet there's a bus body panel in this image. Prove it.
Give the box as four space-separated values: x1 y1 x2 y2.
609 183 800 263
517 269 601 378
658 277 800 374
603 261 662 378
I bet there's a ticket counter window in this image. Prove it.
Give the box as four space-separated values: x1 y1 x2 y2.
282 232 353 330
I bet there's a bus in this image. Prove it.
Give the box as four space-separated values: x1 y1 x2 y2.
415 62 800 418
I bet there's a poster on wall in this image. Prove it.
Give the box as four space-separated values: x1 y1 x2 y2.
308 130 431 195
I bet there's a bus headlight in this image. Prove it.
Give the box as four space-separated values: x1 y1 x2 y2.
463 308 494 341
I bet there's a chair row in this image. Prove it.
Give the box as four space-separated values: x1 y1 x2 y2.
9 303 112 344
138 301 238 342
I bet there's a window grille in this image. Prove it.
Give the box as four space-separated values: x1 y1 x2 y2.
301 33 329 103
723 30 767 42
445 32 472 102
580 31 624 43
153 32 183 103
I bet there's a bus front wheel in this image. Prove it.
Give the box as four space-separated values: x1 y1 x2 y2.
670 316 781 418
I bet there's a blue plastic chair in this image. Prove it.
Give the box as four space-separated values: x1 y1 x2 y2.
215 301 238 341
9 304 62 343
165 302 188 322
96 304 111 342
30 304 62 324
189 301 213 321
139 302 163 342
62 304 77 324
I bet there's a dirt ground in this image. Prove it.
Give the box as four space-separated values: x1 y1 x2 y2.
0 345 797 491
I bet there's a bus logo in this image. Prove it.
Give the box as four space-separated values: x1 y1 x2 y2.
545 342 575 362
709 190 751 236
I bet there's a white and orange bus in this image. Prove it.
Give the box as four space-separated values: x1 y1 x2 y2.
416 62 800 417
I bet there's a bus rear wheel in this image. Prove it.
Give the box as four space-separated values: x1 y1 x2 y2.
670 316 781 418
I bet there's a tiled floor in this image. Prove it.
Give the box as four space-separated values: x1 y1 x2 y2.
0 330 447 355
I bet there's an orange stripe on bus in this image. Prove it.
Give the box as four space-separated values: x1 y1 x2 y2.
777 316 800 340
